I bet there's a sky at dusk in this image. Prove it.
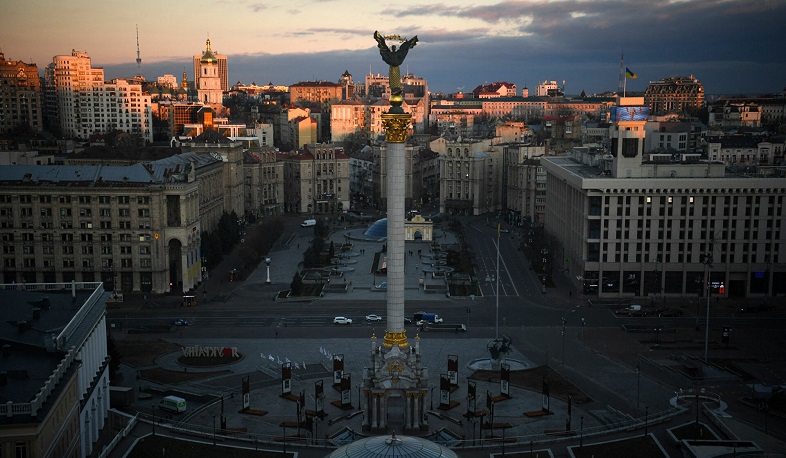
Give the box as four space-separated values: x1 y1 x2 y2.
3 0 785 96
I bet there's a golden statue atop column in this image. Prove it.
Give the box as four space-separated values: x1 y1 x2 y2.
374 31 418 141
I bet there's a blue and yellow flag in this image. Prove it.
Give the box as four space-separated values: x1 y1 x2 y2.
625 67 637 79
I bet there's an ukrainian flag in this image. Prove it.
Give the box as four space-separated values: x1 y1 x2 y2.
625 67 638 79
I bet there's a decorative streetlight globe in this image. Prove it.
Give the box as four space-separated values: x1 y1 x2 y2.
265 258 272 284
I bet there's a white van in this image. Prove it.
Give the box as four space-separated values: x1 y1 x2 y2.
301 219 316 227
159 395 187 413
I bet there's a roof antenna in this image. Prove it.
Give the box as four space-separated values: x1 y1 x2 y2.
135 25 142 77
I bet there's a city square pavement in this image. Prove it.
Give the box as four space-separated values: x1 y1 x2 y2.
110 216 786 457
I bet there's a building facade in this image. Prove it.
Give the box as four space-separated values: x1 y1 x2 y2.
194 39 224 105
0 283 111 457
502 143 547 226
644 75 705 115
431 137 502 216
193 39 228 92
0 51 43 134
289 81 342 106
542 97 786 299
282 143 350 214
44 50 153 142
244 147 284 217
0 159 211 294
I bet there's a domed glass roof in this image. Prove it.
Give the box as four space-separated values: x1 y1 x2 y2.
326 434 458 458
364 218 387 238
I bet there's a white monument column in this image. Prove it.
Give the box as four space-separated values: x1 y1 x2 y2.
381 114 410 349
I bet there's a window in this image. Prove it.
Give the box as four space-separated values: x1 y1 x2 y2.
78 196 91 204
80 234 93 242
121 258 133 268
140 258 152 267
138 208 150 217
81 246 94 255
119 209 130 217
139 246 151 255
60 208 72 217
118 196 130 204
98 195 110 204
63 259 74 268
120 246 132 254
101 246 112 255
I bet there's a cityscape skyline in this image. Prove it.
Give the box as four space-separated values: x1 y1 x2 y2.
4 0 786 95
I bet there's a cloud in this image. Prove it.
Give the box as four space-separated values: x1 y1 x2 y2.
248 3 266 12
97 0 785 96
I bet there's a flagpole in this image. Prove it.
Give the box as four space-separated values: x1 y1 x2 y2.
496 224 500 339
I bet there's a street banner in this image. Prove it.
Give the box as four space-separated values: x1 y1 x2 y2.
448 355 458 386
242 375 250 410
282 362 292 395
333 354 344 385
315 380 324 414
501 363 510 397
439 373 450 407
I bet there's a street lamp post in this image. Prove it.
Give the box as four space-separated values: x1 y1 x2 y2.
212 414 217 445
636 357 641 411
561 318 567 366
430 384 434 410
580 415 584 447
644 406 649 436
265 257 272 284
704 254 713 362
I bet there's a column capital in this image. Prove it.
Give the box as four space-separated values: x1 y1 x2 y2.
381 113 411 143
382 330 409 348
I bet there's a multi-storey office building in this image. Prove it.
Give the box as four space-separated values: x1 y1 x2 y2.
543 97 786 299
44 50 153 142
0 157 217 294
0 283 111 458
0 51 43 134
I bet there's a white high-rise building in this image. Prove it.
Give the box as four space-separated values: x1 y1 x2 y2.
46 50 153 141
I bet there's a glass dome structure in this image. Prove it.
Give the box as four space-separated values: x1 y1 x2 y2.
326 433 458 458
364 218 388 238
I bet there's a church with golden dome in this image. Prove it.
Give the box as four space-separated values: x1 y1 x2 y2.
193 38 227 105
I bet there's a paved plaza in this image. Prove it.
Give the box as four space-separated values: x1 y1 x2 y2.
108 217 786 457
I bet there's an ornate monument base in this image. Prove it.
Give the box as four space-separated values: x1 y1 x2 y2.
362 335 429 433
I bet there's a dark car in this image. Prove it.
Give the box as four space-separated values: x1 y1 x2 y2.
658 308 683 317
404 317 413 325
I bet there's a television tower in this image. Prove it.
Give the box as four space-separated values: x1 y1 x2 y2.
135 25 142 77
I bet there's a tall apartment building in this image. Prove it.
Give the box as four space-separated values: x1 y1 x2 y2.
644 75 704 115
0 51 43 134
44 50 153 142
542 97 786 299
0 283 111 458
282 143 350 214
193 38 228 92
194 39 224 105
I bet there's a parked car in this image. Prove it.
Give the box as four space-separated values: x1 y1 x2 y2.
171 319 190 326
365 314 382 322
615 305 642 316
374 282 388 290
333 316 353 325
658 308 683 317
